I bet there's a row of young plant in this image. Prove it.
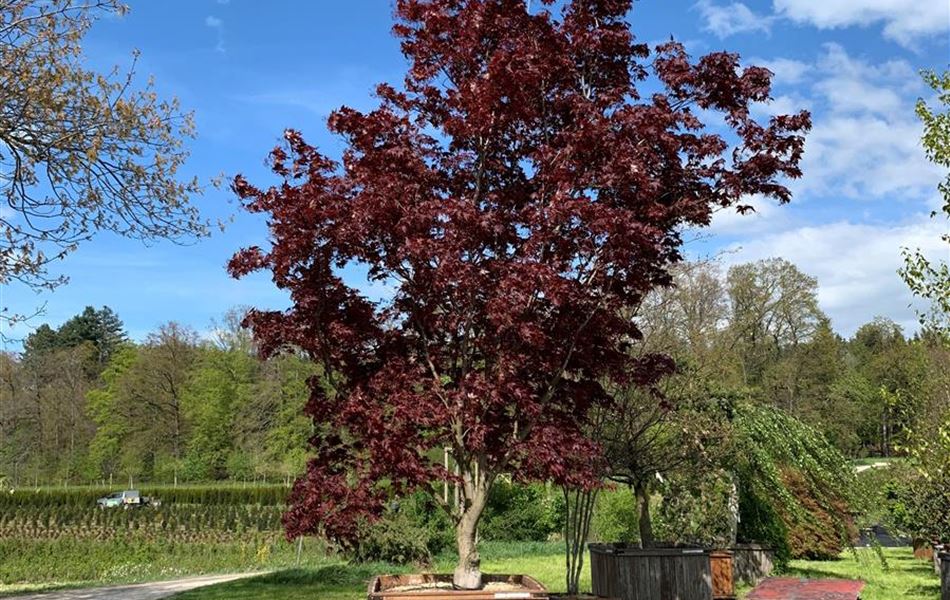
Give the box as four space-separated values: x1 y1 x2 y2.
0 503 284 534
0 484 288 509
0 536 330 585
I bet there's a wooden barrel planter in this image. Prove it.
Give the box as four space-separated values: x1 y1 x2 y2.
729 544 774 585
367 574 548 600
940 552 949 600
710 551 735 600
913 538 934 561
589 543 713 600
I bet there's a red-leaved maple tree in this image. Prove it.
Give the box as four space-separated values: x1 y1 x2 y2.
228 0 809 589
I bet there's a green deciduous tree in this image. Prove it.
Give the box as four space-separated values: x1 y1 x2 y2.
901 69 950 331
727 258 825 387
0 0 205 323
86 344 136 482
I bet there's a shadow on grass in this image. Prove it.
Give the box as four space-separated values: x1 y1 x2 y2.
171 564 413 600
907 582 941 596
245 565 385 586
785 566 863 581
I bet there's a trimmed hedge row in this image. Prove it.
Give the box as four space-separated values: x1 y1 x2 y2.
0 484 288 509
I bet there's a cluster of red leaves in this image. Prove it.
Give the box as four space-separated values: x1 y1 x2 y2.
228 0 810 544
781 468 857 560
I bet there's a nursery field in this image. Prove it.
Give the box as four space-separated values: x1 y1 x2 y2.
0 484 303 593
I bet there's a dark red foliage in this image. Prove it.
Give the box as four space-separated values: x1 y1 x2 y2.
228 0 810 545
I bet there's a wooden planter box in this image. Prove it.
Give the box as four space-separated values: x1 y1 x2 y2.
940 553 949 600
710 551 735 600
589 543 712 600
367 574 549 600
729 544 774 586
549 596 618 600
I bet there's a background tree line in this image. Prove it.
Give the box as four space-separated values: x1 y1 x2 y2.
0 255 942 490
0 307 316 486
1 256 947 488
638 256 948 460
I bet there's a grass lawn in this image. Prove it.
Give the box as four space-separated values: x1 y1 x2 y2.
171 542 578 600
780 548 940 600
170 544 941 600
2 541 939 599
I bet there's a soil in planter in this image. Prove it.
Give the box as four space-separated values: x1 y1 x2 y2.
370 574 548 599
388 582 528 593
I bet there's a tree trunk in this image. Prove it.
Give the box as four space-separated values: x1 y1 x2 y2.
454 507 482 589
634 480 653 547
726 473 740 546
563 486 598 595
453 460 490 590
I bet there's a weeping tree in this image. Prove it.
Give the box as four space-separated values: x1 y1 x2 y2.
229 0 809 589
731 403 857 562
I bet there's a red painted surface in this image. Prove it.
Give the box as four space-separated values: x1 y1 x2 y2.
747 578 865 599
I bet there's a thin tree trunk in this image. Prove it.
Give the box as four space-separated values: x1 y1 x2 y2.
727 473 739 546
453 462 490 590
634 480 653 547
563 486 598 595
455 506 482 589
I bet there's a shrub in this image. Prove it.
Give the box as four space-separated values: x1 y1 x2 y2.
587 486 638 543
733 404 857 564
654 471 735 548
891 470 950 543
0 484 289 510
851 461 915 534
346 493 452 565
480 482 561 542
738 485 791 569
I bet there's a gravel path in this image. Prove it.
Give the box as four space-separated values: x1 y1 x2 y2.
4 573 262 600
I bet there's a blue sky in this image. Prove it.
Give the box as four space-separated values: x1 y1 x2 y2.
1 0 948 349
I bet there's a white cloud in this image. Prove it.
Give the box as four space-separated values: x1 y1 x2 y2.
815 77 903 114
814 43 917 115
695 0 774 38
773 0 950 49
754 57 811 85
723 216 947 335
751 93 812 117
708 195 794 236
205 16 225 54
780 44 940 200
799 115 937 199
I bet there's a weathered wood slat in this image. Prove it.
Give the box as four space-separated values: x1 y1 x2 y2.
940 553 949 600
729 544 774 586
589 544 713 600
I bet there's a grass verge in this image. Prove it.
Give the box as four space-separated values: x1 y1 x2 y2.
2 542 939 600
170 545 940 600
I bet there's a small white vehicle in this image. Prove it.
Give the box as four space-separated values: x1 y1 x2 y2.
96 489 159 509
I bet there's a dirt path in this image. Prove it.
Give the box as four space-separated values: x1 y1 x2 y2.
855 461 890 472
3 573 262 600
